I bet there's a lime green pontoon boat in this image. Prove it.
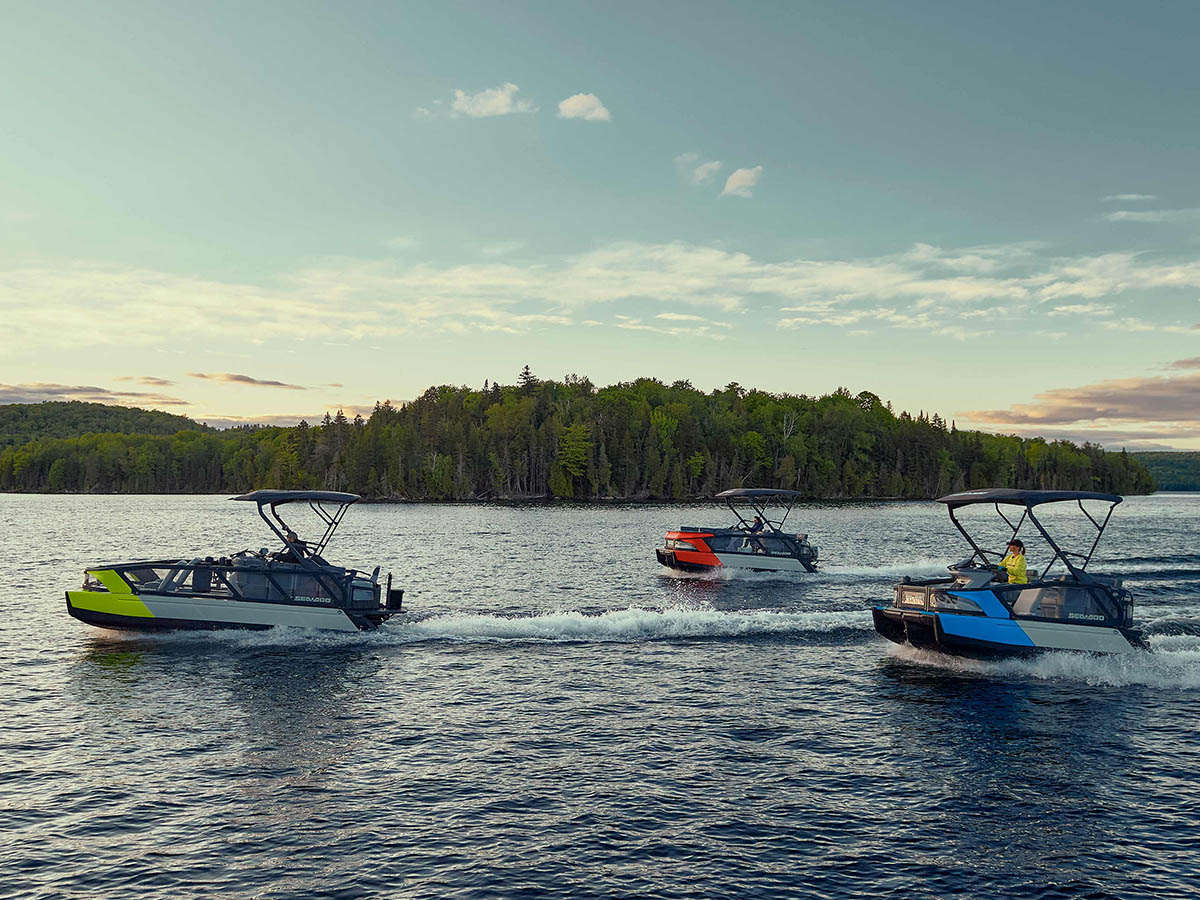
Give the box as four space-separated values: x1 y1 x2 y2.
66 490 403 632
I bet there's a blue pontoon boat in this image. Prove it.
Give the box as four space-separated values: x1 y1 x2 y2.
873 489 1145 657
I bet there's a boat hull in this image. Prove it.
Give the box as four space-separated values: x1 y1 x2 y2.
872 606 1143 657
66 590 382 632
656 548 817 574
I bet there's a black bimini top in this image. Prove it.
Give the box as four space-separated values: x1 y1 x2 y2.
232 490 362 506
937 488 1122 509
715 488 806 499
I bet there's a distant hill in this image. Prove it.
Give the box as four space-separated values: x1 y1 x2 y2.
0 401 208 449
1133 452 1200 491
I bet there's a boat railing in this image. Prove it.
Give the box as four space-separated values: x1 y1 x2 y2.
894 576 1132 627
98 559 377 609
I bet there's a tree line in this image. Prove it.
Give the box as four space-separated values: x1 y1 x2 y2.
1131 452 1200 491
0 371 1157 499
0 400 205 449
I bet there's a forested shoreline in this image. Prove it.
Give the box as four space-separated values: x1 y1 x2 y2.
1132 452 1200 491
0 373 1156 499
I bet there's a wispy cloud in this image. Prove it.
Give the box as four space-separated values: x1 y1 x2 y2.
1101 193 1157 202
1046 302 1114 317
0 383 188 406
721 166 762 198
557 93 610 122
674 152 722 185
6 241 1200 349
115 375 174 386
198 404 379 430
1104 208 1200 224
448 82 537 118
188 373 307 390
613 314 727 340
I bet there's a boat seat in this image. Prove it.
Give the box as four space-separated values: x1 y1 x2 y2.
1011 586 1063 618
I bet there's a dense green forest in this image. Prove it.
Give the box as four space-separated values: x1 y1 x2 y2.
0 372 1156 498
1132 452 1200 491
0 400 206 449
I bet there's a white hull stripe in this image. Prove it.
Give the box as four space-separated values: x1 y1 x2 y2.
1016 619 1138 653
713 553 812 572
139 594 360 632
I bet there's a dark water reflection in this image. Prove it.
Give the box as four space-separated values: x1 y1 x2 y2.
1 493 1199 899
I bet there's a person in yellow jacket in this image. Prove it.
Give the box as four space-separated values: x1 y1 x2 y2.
998 538 1028 584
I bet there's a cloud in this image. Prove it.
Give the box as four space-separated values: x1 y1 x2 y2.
970 424 1200 451
1101 194 1157 202
0 383 188 406
448 83 537 118
198 404 379 430
6 240 1200 350
612 314 727 340
188 373 307 390
1104 208 1200 224
964 364 1200 428
557 93 610 122
1046 303 1114 317
674 152 722 185
721 166 762 198
197 414 311 429
115 375 174 386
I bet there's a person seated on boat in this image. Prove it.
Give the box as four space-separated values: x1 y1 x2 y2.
276 529 308 563
998 539 1028 584
743 515 768 552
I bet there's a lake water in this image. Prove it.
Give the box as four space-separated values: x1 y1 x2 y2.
2 493 1199 899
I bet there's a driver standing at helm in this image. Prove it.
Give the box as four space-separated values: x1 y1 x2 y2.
999 538 1028 584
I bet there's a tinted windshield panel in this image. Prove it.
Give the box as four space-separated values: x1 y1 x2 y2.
1010 585 1117 623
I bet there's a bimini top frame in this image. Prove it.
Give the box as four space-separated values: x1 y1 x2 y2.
936 488 1123 582
232 490 361 562
714 488 806 536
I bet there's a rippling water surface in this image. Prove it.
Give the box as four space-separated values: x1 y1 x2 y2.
2 493 1199 899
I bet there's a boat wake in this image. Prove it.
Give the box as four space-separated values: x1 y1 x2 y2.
660 557 949 582
887 636 1200 689
112 605 874 647
393 606 869 643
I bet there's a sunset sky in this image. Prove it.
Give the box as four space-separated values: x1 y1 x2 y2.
2 1 1199 447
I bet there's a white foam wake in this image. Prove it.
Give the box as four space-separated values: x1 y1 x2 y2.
143 605 871 648
397 606 869 643
888 637 1200 689
815 557 949 579
660 557 949 581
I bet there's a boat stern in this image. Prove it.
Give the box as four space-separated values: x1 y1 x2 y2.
657 530 722 571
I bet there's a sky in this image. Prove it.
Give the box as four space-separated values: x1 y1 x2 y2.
2 0 1199 448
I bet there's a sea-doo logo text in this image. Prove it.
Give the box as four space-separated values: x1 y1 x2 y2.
1068 613 1105 621
291 596 329 605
